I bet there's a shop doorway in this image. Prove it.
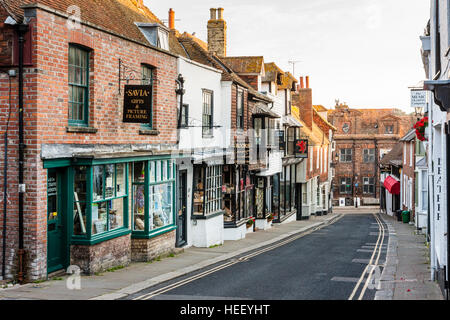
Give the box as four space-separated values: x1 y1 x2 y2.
47 168 68 274
176 170 188 247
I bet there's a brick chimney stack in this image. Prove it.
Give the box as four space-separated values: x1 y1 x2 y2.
292 76 313 129
207 8 227 57
168 8 175 30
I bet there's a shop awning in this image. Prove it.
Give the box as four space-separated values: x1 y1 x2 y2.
282 115 303 127
253 103 280 118
384 176 400 195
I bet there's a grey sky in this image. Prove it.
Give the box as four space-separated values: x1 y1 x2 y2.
146 0 430 111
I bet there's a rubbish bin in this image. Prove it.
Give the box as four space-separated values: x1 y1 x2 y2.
395 210 402 222
402 211 410 223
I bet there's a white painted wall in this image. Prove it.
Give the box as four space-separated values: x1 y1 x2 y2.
177 57 228 151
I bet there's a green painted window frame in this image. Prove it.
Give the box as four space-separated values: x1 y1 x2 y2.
140 64 154 130
131 158 177 239
68 44 90 127
71 162 131 245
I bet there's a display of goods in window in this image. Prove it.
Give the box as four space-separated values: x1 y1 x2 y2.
413 116 428 141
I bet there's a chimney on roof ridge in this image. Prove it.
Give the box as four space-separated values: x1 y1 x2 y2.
218 8 224 20
169 8 175 30
208 8 227 57
210 8 217 20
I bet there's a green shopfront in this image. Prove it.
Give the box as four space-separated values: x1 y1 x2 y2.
44 153 177 275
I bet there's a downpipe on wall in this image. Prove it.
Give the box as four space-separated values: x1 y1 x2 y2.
16 23 28 284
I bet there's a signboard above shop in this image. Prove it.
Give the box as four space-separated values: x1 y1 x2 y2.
123 85 152 123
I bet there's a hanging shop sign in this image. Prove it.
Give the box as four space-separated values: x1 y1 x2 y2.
410 90 427 109
294 139 308 158
123 85 152 123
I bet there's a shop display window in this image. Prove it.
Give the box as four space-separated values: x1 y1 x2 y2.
193 165 223 218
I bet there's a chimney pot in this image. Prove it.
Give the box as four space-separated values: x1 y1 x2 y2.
169 8 175 30
218 8 224 20
306 76 310 89
210 8 217 20
300 77 304 89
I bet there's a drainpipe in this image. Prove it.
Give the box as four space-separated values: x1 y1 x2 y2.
17 23 28 284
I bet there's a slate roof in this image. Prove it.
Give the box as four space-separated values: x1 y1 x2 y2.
1 0 163 47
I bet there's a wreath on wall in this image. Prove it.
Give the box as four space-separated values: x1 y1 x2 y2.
413 116 428 141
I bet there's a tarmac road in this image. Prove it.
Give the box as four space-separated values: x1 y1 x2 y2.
124 213 389 300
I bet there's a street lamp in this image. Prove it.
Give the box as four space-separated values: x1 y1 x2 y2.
414 106 424 120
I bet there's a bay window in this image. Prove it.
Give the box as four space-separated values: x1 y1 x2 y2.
193 165 223 218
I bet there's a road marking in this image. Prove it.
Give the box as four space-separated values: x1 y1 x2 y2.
133 215 345 300
357 214 386 300
331 277 361 283
348 214 385 300
352 258 386 265
357 249 387 253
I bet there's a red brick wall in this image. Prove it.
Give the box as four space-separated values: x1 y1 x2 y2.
0 7 178 281
292 89 312 129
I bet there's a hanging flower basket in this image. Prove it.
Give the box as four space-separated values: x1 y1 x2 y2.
413 116 428 141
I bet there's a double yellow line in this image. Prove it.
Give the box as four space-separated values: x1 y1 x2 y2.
348 214 386 300
134 215 343 300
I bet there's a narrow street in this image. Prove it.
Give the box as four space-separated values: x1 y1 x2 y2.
124 213 388 300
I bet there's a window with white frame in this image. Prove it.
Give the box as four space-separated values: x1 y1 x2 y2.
363 149 375 163
340 177 352 194
421 170 428 211
403 144 407 165
363 177 375 194
317 147 320 169
410 141 413 167
202 90 213 137
340 149 352 162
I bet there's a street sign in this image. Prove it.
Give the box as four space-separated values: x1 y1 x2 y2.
411 90 427 108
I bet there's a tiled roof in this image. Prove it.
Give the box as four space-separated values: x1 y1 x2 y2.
313 105 328 112
220 56 265 74
262 62 284 82
291 105 327 146
1 0 163 46
278 71 297 90
380 142 403 166
175 35 271 103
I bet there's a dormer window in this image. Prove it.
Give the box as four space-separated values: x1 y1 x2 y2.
136 23 169 51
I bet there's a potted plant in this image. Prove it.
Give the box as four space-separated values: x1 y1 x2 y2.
413 116 428 142
246 218 254 229
267 214 274 222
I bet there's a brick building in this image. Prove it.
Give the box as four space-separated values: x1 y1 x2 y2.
328 103 415 207
0 0 179 281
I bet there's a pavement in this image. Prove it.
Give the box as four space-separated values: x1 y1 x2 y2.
0 213 341 300
375 213 444 300
0 207 444 300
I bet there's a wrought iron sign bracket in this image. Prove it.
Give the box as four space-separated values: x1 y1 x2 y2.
119 59 148 94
